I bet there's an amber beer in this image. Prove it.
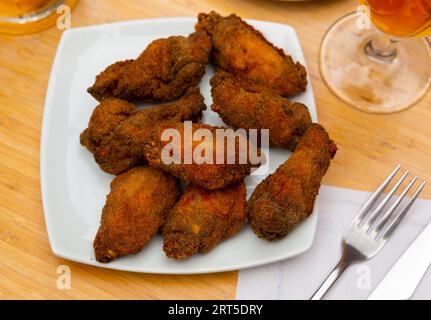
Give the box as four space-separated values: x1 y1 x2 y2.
0 0 78 34
360 0 431 37
0 0 57 16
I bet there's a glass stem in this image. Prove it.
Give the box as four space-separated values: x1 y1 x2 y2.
365 34 399 63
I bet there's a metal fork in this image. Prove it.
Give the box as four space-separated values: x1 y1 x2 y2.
310 165 426 300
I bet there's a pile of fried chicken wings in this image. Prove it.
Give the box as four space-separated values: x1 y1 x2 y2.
81 12 337 263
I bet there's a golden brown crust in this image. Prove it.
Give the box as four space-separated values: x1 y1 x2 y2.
196 11 307 97
80 98 137 154
87 31 211 102
80 87 206 175
211 71 312 150
248 124 337 241
93 166 180 262
143 121 255 190
163 182 247 259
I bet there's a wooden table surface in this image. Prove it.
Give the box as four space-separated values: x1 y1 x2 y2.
1 0 430 299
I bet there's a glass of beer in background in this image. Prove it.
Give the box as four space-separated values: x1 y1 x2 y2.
0 0 78 34
320 0 431 113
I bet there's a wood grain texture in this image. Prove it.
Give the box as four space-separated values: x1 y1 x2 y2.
0 0 430 300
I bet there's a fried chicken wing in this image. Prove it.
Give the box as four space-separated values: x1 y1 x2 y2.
143 121 258 190
196 11 307 97
87 31 211 102
163 182 246 259
80 87 206 175
94 166 180 262
248 124 337 241
211 71 312 150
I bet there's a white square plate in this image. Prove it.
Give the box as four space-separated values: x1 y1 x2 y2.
41 17 318 274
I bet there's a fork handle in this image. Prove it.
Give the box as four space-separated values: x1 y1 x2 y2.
310 259 350 300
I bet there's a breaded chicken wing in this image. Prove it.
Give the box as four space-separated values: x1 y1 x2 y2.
94 166 180 262
196 11 307 97
143 121 259 190
80 88 206 175
87 31 211 102
248 124 337 241
163 182 246 259
211 71 312 150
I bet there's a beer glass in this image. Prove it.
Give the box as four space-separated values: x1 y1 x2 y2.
0 0 78 34
320 0 431 113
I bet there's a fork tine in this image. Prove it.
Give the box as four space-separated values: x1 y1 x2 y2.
372 176 418 235
361 170 409 228
380 181 426 240
351 165 400 226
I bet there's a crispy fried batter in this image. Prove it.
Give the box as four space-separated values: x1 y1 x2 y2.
163 182 246 259
80 87 206 175
143 121 257 190
196 11 307 97
248 124 337 241
87 31 211 102
211 71 312 150
80 98 136 155
94 166 180 262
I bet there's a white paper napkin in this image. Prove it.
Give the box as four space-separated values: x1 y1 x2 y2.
236 185 431 300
